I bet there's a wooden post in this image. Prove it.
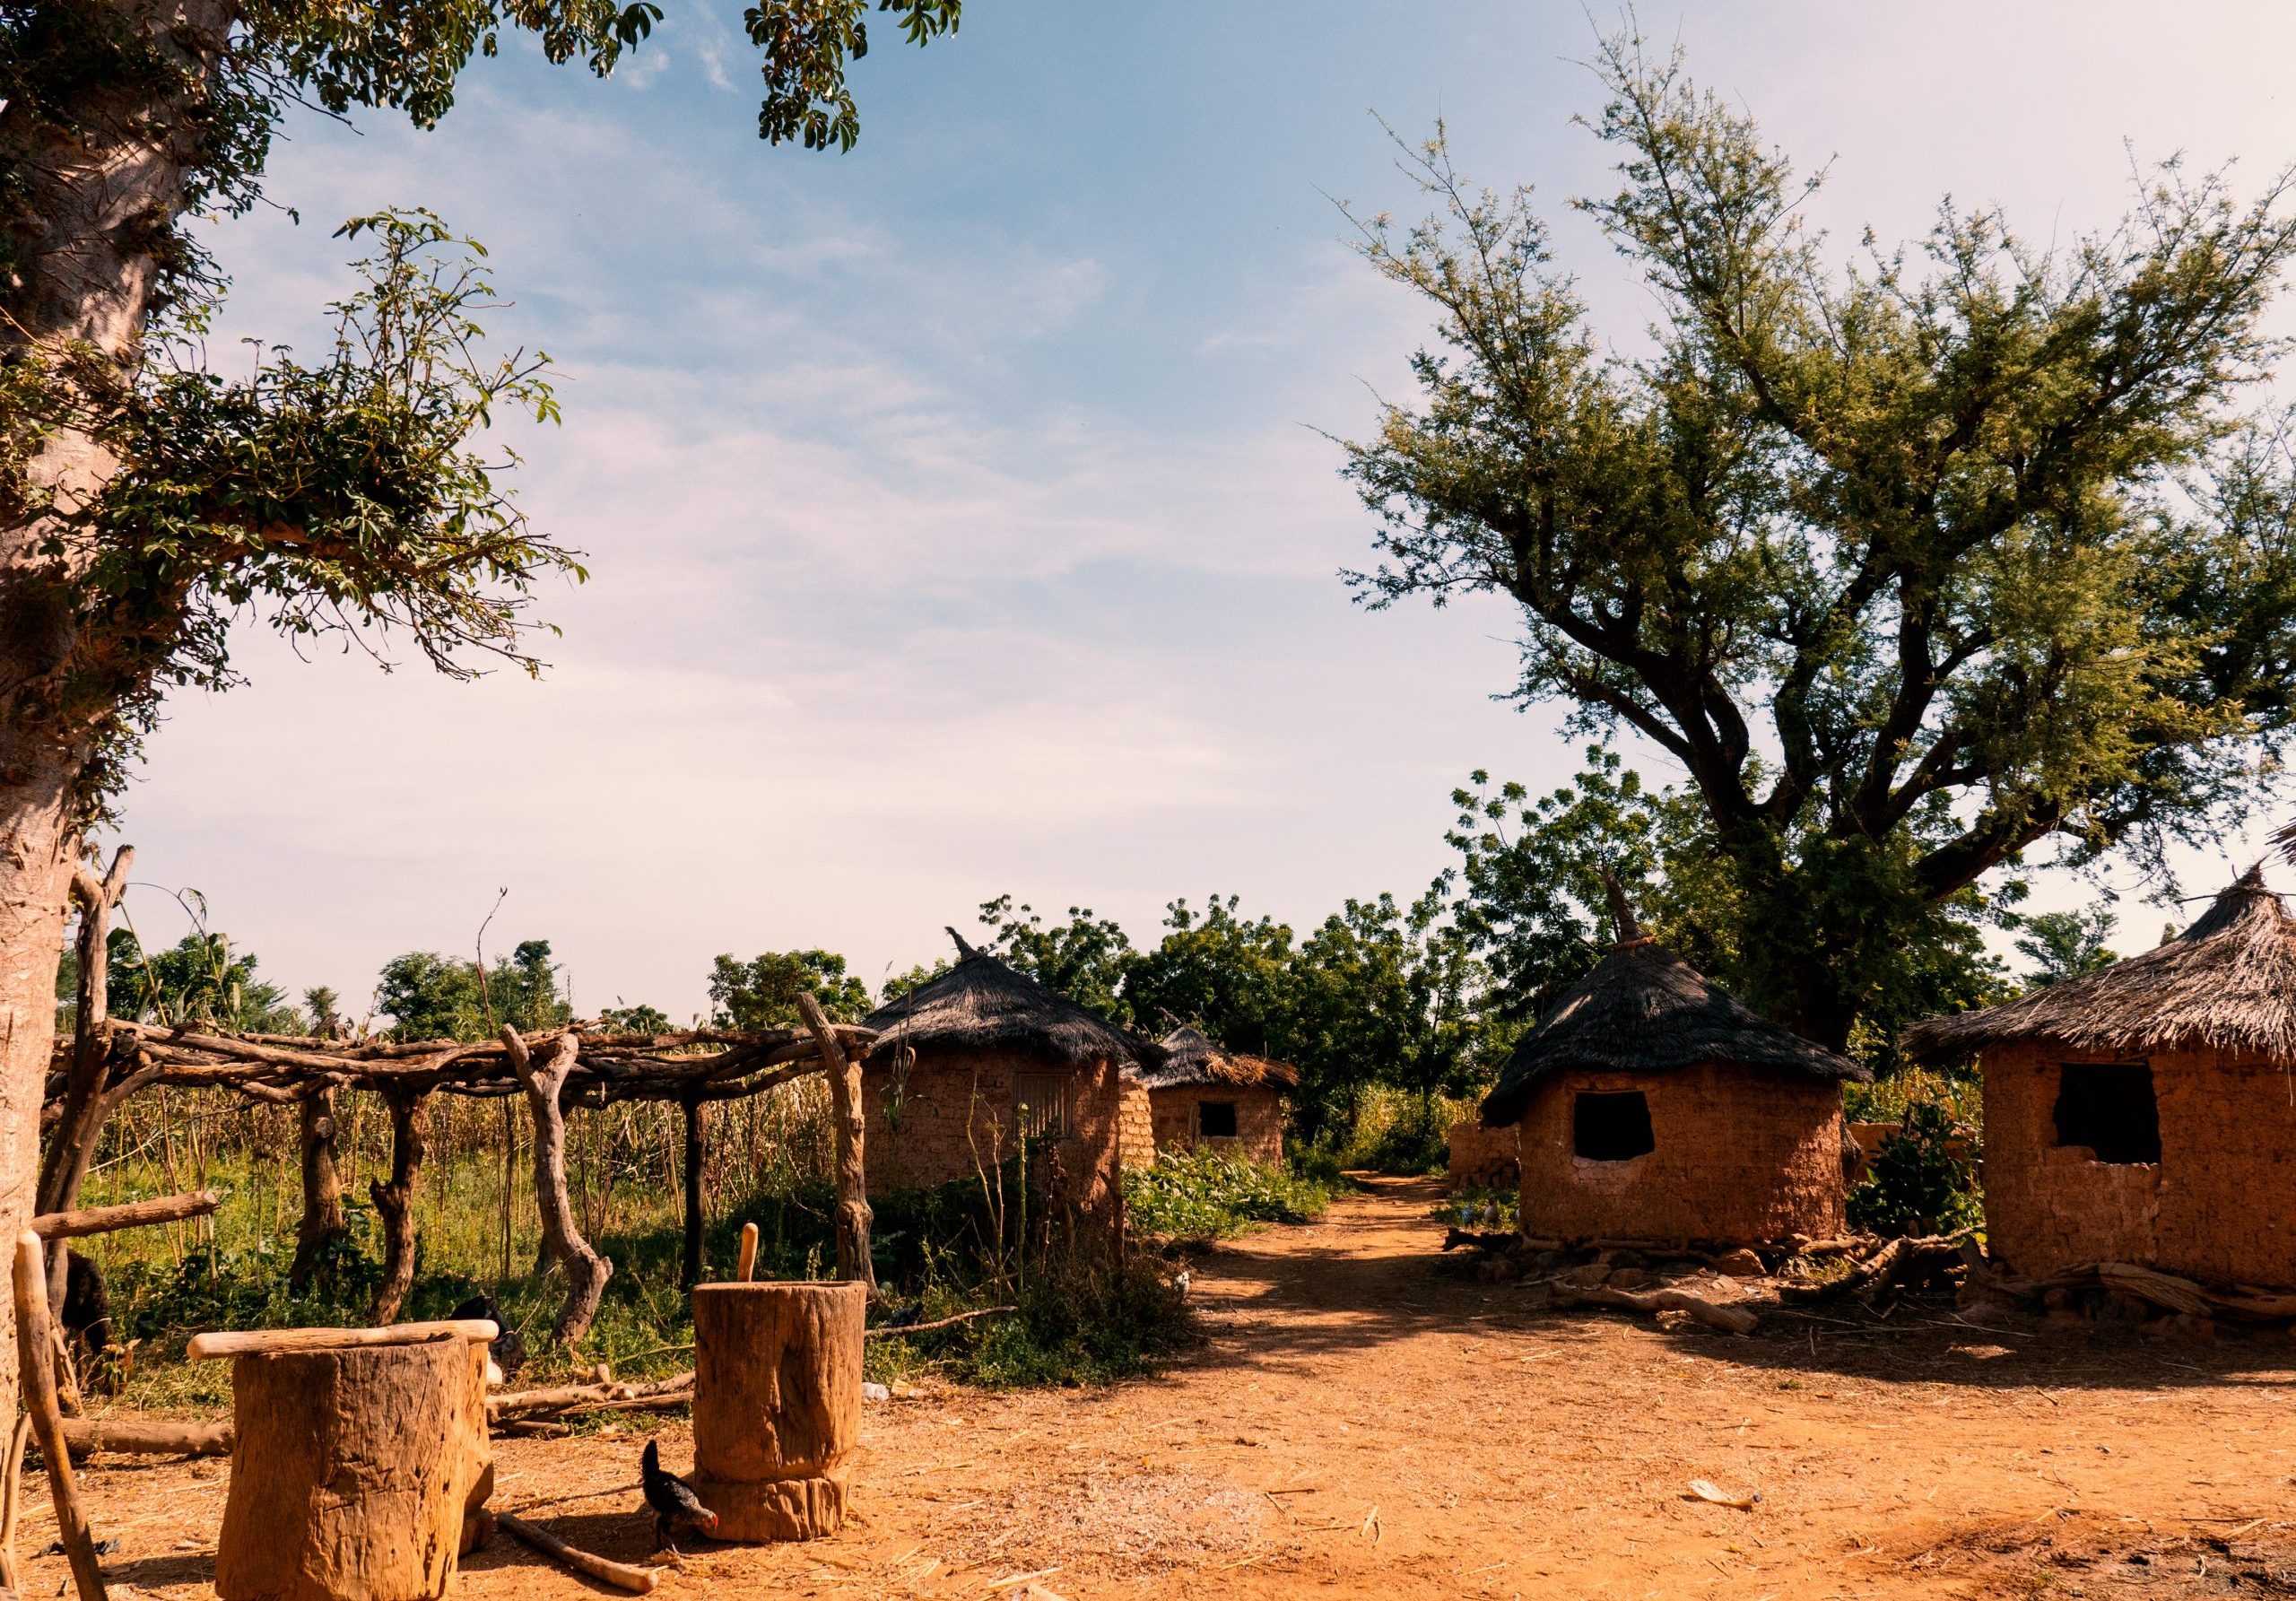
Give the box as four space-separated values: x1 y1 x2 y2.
796 995 874 1291
368 1089 430 1326
214 1336 476 1601
11 1232 104 1601
39 846 134 1313
680 1094 704 1292
691 1281 865 1541
502 1029 612 1344
291 1090 348 1290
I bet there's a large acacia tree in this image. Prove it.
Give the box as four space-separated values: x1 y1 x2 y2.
0 0 960 1405
1346 35 2296 1050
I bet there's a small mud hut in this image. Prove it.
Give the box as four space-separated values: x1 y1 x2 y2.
1478 903 1867 1247
860 931 1156 1229
1134 1025 1297 1163
1906 866 2296 1286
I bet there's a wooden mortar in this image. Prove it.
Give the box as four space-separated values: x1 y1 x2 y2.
691 1280 865 1540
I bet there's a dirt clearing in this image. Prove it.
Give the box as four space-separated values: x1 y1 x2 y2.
25 1177 2296 1598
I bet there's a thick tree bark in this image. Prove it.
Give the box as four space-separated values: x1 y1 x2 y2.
501 1028 611 1344
796 993 874 1291
290 1091 348 1290
368 1091 430 1325
680 1095 705 1291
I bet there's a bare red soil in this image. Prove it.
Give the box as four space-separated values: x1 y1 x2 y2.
22 1176 2296 1598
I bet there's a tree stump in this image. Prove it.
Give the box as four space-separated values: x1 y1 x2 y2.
691 1281 865 1541
215 1336 483 1601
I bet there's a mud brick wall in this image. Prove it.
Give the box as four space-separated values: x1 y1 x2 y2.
1146 1087 1286 1164
1447 1118 1519 1192
1510 1066 1846 1244
862 1048 1126 1229
1980 1042 2296 1285
1117 1075 1157 1174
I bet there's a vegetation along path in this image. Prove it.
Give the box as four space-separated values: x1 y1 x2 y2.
23 1177 2296 1598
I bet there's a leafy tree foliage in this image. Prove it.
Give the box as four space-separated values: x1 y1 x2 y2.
597 1001 673 1034
1344 31 2296 1048
376 937 569 1040
2013 908 2120 989
976 896 1136 1021
1123 896 1295 1056
78 930 303 1031
707 950 870 1030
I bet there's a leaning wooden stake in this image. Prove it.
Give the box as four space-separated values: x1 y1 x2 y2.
38 847 135 1308
498 1513 660 1594
797 992 874 1291
735 1222 759 1283
0 1412 30 1596
503 1027 613 1344
12 1232 104 1601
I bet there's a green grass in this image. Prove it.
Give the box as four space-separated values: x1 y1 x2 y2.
1124 1148 1336 1240
1436 1185 1518 1231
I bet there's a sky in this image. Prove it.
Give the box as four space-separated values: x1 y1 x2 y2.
116 2 2296 1022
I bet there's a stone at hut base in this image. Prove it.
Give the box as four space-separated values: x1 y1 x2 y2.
2165 1312 2217 1344
1561 1263 1610 1289
693 1465 850 1541
1605 1267 1652 1291
1714 1249 1765 1279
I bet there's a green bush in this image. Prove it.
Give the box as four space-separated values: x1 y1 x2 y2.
1125 1149 1335 1239
1848 1099 1982 1238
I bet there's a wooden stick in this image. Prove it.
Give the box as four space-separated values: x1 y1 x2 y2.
488 1371 693 1421
865 1305 1019 1338
57 1416 232 1458
13 1231 104 1601
498 1512 661 1594
30 1189 220 1240
0 1411 29 1596
735 1222 758 1283
187 1318 496 1362
797 992 875 1291
1551 1283 1760 1336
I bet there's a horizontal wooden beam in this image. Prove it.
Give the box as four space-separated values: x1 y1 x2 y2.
186 1318 497 1362
30 1189 219 1240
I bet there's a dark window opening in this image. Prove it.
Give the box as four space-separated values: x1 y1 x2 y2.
2052 1063 2160 1164
1197 1101 1239 1139
1573 1091 1655 1161
1015 1073 1067 1141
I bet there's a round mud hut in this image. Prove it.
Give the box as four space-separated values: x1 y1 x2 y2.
1905 866 2296 1287
1478 912 1867 1248
1135 1025 1298 1164
860 931 1158 1231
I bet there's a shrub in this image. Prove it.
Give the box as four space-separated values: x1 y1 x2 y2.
1848 1098 1982 1238
1126 1149 1335 1239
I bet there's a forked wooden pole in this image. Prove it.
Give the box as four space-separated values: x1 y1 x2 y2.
11 1232 104 1601
797 992 874 1291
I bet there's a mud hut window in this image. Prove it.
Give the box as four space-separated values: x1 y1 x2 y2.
1572 1092 1655 1161
1016 1073 1068 1141
1197 1101 1239 1139
2052 1063 2160 1163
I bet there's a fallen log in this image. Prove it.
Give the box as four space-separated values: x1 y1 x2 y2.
499 1512 661 1594
57 1416 232 1459
30 1190 219 1240
1550 1283 1759 1336
187 1318 496 1362
1778 1232 1969 1305
487 1371 693 1422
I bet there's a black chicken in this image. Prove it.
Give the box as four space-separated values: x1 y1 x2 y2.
450 1292 526 1379
640 1439 718 1553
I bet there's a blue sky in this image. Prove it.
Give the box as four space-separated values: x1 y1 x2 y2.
118 3 2296 1020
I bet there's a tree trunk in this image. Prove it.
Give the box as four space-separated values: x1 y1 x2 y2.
796 994 873 1292
501 1029 610 1344
680 1095 705 1291
290 1091 347 1291
368 1091 429 1326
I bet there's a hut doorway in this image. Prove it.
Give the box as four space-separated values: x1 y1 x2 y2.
1572 1091 1655 1162
2051 1063 2160 1164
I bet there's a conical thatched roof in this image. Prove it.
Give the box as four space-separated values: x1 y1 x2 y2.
1478 939 1865 1127
1904 866 2296 1062
862 930 1155 1068
1133 1025 1300 1092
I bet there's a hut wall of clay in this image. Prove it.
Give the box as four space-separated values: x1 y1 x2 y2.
1980 1041 2296 1285
1117 1075 1157 1174
1511 1066 1846 1243
1448 1118 1519 1191
863 1048 1126 1226
1147 1086 1285 1164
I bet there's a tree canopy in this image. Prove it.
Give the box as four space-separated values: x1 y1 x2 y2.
1344 31 2296 1048
707 949 871 1029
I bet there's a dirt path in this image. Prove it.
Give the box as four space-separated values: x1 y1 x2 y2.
27 1178 2296 1598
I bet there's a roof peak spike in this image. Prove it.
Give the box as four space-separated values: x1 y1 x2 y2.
1600 865 1642 946
945 925 978 960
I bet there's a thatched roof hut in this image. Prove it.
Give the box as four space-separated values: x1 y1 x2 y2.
1904 865 2296 1063
1477 915 1866 1247
1904 866 2296 1287
862 930 1157 1068
1135 1025 1297 1163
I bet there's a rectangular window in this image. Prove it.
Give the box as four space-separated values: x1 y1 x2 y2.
2053 1063 2160 1163
1015 1073 1067 1141
1573 1091 1655 1161
1197 1101 1239 1139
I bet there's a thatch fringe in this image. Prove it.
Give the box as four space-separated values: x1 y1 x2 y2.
1479 942 1865 1128
862 929 1156 1067
1905 866 2296 1061
1133 1025 1300 1092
